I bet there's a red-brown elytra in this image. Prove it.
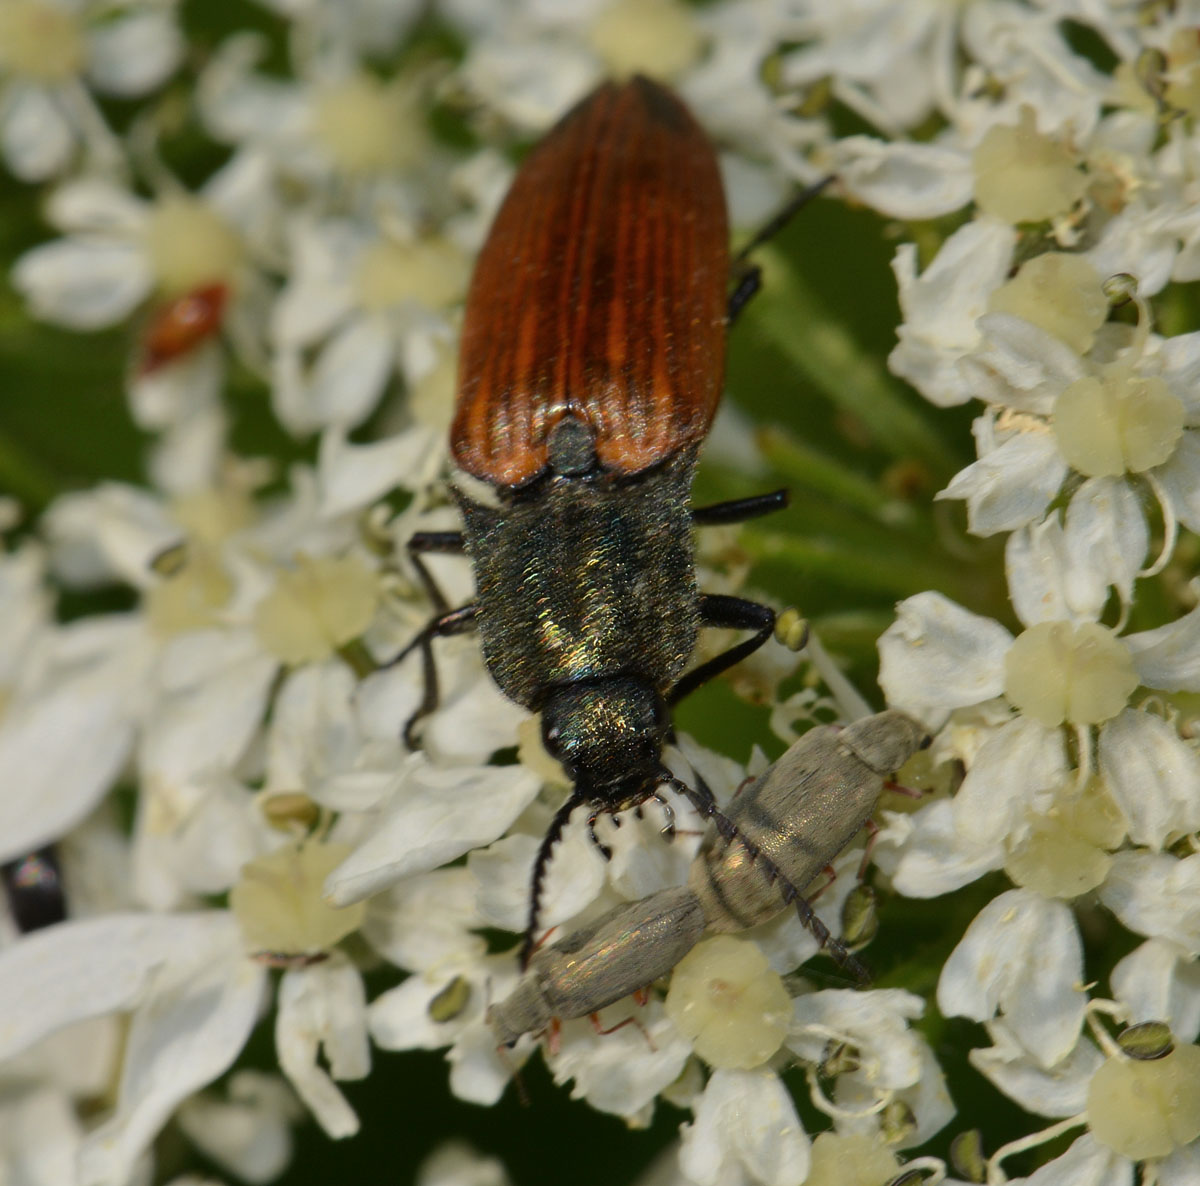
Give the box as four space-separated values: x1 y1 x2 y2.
138 282 229 374
392 75 830 966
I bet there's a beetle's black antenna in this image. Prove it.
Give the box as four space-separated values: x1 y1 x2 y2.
520 795 584 969
660 769 869 983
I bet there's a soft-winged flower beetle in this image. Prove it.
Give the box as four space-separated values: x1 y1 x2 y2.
138 281 228 374
392 76 833 965
487 711 929 1046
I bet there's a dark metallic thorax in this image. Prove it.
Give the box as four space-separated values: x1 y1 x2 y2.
455 447 700 711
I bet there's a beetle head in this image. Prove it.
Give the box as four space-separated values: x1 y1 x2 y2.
541 676 668 803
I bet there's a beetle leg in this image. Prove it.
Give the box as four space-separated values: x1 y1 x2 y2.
407 530 466 615
726 263 762 324
726 175 835 324
691 489 788 525
590 1012 656 1051
667 594 775 706
383 603 479 748
586 812 614 861
649 791 676 840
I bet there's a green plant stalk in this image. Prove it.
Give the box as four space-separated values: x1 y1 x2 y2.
752 250 956 476
0 427 59 513
757 424 918 525
744 525 984 604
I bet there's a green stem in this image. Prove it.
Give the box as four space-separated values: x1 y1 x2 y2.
750 251 957 476
757 425 918 526
744 525 981 604
0 427 59 513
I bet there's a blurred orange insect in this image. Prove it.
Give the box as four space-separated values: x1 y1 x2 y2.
139 282 229 374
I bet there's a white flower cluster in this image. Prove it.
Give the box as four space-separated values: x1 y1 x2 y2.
0 2 1197 1186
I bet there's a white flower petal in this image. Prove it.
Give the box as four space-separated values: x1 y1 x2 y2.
415 1142 511 1186
834 136 972 219
128 345 223 431
1099 852 1200 949
43 482 178 588
970 1020 1104 1118
1160 1139 1200 1186
834 1038 954 1149
2 84 75 181
1006 516 1080 626
1111 939 1200 1044
0 543 49 685
13 237 151 329
467 827 607 935
134 772 262 907
1160 332 1200 420
275 961 369 1139
789 988 925 1090
176 1071 298 1186
952 716 1066 849
939 429 1067 537
303 317 394 431
679 1069 810 1186
1156 432 1200 535
0 1085 84 1186
325 761 541 906
271 220 359 347
265 661 360 793
889 219 1016 408
1064 478 1147 609
967 312 1086 414
0 914 219 1060
874 799 1005 898
1099 710 1200 850
200 147 275 236
197 33 307 146
85 11 182 96
79 931 265 1186
1019 1133 1132 1186
1007 482 1146 628
369 971 467 1054
446 1021 513 1106
363 867 486 972
317 424 443 519
937 890 1085 1066
1085 204 1179 298
141 630 278 790
606 792 700 902
45 178 148 235
1126 604 1200 692
549 1001 691 1118
878 591 1012 723
423 671 529 766
0 617 153 863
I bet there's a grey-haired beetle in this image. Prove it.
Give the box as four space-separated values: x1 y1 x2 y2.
488 710 928 1046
